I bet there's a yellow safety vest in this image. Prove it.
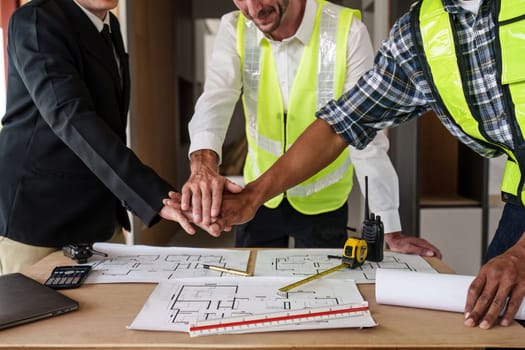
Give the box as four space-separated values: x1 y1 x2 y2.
416 0 525 206
237 0 359 214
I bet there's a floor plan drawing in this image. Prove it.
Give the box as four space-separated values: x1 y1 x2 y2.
83 243 251 283
128 276 376 332
254 249 437 283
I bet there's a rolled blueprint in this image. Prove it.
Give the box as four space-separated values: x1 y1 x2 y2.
375 269 525 320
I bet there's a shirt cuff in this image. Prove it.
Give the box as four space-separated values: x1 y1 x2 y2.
373 208 401 234
188 131 225 164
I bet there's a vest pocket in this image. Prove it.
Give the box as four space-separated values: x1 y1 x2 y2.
501 159 521 196
499 20 525 84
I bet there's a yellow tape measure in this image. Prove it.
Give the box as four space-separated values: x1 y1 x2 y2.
278 237 368 295
342 237 368 267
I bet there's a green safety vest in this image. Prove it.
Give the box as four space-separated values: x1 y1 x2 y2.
236 0 359 214
415 0 525 206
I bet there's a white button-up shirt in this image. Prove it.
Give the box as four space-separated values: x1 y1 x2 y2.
188 0 402 233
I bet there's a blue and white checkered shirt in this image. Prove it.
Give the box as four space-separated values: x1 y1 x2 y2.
316 0 515 158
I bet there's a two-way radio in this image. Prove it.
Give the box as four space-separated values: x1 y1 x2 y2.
361 176 384 262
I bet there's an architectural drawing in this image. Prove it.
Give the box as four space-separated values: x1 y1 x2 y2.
84 243 251 283
128 276 376 332
254 249 437 283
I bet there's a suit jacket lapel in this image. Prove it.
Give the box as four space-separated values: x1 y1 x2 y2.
61 1 122 93
80 28 122 93
56 0 129 127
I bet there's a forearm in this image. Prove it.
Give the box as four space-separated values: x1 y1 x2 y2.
190 149 219 173
506 231 525 259
244 119 348 207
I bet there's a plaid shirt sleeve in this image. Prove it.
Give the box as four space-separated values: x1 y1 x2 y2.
316 10 431 150
316 2 506 160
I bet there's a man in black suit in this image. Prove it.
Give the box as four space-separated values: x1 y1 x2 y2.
0 0 199 274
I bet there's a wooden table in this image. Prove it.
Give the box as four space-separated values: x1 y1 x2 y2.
1 250 523 350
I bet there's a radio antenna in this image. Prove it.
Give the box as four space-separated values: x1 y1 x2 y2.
361 175 384 262
364 176 370 220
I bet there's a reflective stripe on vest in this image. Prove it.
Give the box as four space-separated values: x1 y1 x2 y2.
237 0 359 214
417 0 525 206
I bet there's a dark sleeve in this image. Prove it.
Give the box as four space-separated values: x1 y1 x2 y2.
8 6 172 227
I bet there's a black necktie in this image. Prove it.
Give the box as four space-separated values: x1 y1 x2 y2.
101 24 114 51
101 24 123 88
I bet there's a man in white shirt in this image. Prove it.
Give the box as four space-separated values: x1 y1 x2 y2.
179 0 440 254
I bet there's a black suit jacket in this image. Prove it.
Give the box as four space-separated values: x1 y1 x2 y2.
0 0 173 247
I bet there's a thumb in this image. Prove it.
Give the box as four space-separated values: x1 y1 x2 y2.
224 180 244 193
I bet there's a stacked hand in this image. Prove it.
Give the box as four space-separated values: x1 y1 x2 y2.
159 191 224 235
160 184 257 237
160 149 243 236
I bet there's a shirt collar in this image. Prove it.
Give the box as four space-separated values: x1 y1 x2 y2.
255 0 316 45
73 0 111 33
441 0 486 14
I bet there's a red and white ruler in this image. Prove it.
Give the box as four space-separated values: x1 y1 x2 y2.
189 302 371 337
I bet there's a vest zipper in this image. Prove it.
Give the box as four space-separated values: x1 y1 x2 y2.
283 112 287 152
283 112 287 198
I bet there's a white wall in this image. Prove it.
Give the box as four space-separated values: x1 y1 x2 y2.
420 208 483 275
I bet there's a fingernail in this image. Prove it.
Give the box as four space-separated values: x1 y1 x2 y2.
464 317 475 327
464 312 470 320
479 320 490 329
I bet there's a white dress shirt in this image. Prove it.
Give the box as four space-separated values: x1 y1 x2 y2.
188 0 401 233
73 0 111 33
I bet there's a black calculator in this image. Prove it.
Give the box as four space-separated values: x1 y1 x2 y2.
44 265 92 289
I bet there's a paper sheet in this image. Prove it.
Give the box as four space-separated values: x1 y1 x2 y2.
128 276 377 333
255 249 437 283
375 269 525 320
84 243 250 283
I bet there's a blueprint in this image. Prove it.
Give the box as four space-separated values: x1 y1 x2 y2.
254 249 437 283
128 276 377 332
83 243 251 283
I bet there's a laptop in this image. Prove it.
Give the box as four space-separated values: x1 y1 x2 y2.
0 273 79 330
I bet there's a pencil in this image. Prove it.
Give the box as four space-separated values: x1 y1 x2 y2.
202 264 252 277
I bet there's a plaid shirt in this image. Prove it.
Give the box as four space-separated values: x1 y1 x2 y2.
316 0 516 158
